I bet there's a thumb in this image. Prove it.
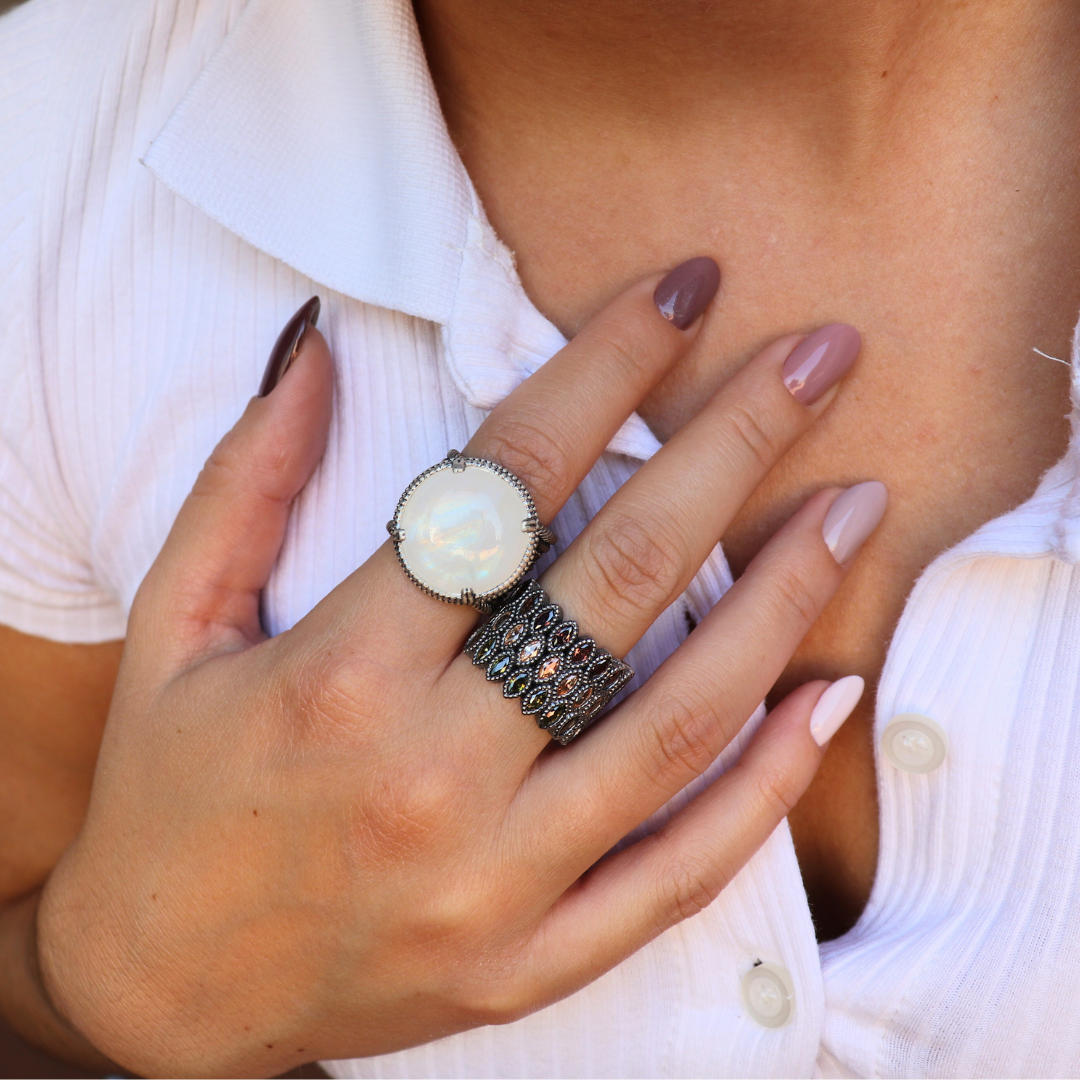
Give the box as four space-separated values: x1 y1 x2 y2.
132 298 333 668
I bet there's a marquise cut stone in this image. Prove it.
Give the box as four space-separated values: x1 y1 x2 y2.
396 461 533 599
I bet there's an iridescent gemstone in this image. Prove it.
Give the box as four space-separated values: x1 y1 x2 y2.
556 673 580 698
569 640 594 666
551 622 576 647
504 622 526 646
504 670 531 698
536 657 561 681
522 687 550 714
396 460 533 600
487 655 511 679
474 637 496 663
534 607 559 631
539 704 566 729
589 656 612 680
573 686 595 710
518 638 543 664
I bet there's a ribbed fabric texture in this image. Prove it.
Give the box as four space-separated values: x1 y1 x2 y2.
4 0 1080 1075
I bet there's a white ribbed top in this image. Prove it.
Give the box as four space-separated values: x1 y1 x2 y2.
4 0 1080 1074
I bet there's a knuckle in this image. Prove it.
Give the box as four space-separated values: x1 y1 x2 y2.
725 402 786 474
767 559 822 632
753 762 803 820
481 419 574 501
462 976 538 1027
582 511 686 619
660 852 722 926
352 764 467 860
281 646 403 749
647 690 721 783
588 310 661 380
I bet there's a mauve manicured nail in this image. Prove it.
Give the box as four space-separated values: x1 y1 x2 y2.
809 675 865 746
782 323 861 405
653 257 721 330
823 481 888 564
259 296 321 397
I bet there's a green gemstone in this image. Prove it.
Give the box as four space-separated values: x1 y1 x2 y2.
505 670 531 698
488 655 511 679
522 687 549 714
474 637 496 663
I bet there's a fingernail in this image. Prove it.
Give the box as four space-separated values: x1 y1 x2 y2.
259 296 321 397
653 257 721 330
823 481 888 563
809 675 865 746
782 323 861 405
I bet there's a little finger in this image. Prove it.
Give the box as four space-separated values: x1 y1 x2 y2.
522 677 863 999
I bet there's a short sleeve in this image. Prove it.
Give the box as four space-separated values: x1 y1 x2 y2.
0 0 127 642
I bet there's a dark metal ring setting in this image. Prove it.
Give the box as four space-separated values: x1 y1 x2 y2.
465 579 635 745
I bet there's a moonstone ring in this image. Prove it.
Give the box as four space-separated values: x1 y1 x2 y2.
387 450 557 611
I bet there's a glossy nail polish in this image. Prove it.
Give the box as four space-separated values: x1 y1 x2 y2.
653 257 721 330
259 296 321 397
782 323 861 405
809 675 865 746
823 481 888 564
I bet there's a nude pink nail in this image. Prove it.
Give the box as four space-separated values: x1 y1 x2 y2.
809 676 865 746
822 481 888 564
782 323 861 405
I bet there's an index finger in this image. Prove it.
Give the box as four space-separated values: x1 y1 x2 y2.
463 257 721 524
298 259 721 661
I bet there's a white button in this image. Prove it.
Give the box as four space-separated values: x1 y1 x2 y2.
741 962 794 1028
881 713 949 774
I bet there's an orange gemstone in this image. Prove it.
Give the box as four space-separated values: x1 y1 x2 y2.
537 657 561 681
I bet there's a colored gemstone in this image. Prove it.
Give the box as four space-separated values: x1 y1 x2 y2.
505 670 531 698
518 638 543 664
536 657 561 681
573 686 595 710
487 655 511 679
519 592 539 614
522 687 549 714
504 622 526 646
551 622 576 646
569 640 594 666
474 637 496 663
397 460 533 599
534 607 559 630
589 656 612 680
489 610 511 632
556 673 580 698
539 704 566 729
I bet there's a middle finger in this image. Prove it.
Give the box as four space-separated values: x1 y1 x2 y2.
542 322 861 659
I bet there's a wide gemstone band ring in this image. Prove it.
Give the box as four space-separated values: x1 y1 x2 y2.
387 450 557 612
465 579 635 745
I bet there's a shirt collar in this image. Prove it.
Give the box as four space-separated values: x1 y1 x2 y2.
142 0 1080 516
142 0 662 459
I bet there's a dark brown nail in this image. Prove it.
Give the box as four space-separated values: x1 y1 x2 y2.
653 257 720 330
259 296 321 397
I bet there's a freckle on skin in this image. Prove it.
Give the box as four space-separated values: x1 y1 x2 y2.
253 809 258 816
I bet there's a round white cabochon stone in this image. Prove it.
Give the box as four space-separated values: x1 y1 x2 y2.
397 463 533 599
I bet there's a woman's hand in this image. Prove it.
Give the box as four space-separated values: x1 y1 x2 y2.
37 261 878 1078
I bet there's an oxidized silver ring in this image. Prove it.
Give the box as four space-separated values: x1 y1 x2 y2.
465 579 635 745
387 450 557 612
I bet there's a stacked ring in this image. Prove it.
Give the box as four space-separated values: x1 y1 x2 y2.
465 579 635 745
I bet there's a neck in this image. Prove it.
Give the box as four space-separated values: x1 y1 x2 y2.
417 1 1067 169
